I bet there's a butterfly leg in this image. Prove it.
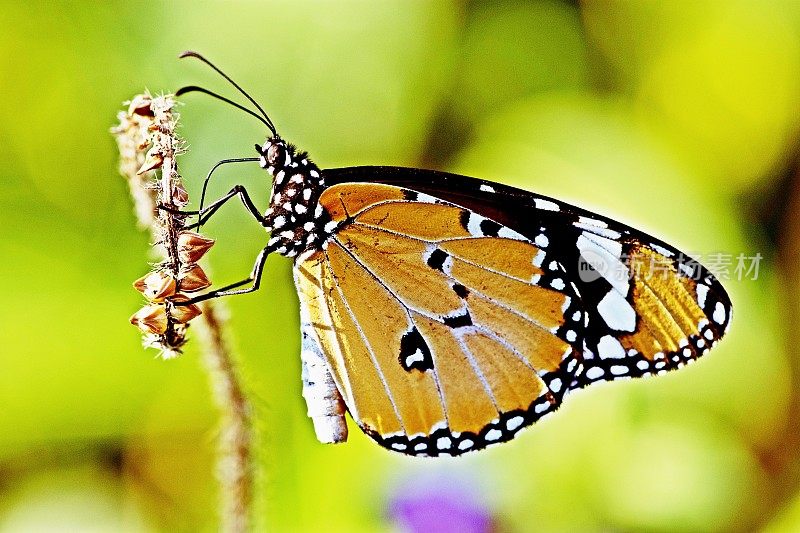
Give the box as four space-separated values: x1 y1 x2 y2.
197 157 260 228
178 184 266 230
176 242 276 304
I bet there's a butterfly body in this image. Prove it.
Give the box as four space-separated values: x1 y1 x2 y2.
258 139 332 257
245 136 732 457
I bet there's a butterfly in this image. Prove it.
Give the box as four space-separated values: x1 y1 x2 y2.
176 52 732 457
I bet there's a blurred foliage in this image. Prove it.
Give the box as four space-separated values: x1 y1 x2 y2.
1 0 800 531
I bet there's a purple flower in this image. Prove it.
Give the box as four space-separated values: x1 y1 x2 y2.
388 474 494 533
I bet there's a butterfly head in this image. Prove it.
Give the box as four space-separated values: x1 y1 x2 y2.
257 137 329 257
258 137 290 171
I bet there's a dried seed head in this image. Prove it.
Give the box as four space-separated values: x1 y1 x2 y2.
178 231 215 263
128 94 154 117
130 304 168 334
178 264 212 292
137 148 164 174
133 270 177 302
170 294 203 323
117 92 218 357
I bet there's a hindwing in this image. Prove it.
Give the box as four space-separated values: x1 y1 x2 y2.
294 182 583 456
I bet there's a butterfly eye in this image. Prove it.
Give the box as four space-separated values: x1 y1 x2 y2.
266 143 285 167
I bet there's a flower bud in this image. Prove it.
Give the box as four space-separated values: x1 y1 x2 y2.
133 270 177 302
178 264 212 292
177 231 215 263
170 294 202 323
130 304 168 334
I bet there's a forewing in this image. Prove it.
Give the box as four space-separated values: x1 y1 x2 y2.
324 167 733 389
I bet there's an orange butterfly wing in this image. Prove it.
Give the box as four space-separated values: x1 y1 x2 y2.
294 183 583 455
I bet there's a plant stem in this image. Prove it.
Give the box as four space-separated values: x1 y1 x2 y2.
114 94 254 532
197 301 253 533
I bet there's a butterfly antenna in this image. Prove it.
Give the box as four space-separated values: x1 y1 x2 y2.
175 85 274 132
179 50 277 136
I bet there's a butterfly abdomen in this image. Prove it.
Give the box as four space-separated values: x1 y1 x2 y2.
299 287 349 444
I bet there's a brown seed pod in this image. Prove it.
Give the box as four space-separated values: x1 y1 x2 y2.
130 304 168 334
134 270 178 302
137 148 164 174
170 294 203 323
172 182 190 207
178 264 212 292
177 231 215 263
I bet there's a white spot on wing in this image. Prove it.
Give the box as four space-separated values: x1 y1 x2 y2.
651 243 674 257
696 284 709 307
586 366 604 380
582 231 623 258
532 250 546 268
485 429 502 441
597 335 626 359
416 192 439 204
578 216 608 228
534 198 560 211
597 290 636 332
497 226 525 240
610 365 629 376
576 234 629 295
506 416 524 431
713 302 726 324
479 184 495 193
574 221 621 240
466 213 485 237
405 349 425 367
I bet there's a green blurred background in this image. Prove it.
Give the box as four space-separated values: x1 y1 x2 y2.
2 0 800 531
